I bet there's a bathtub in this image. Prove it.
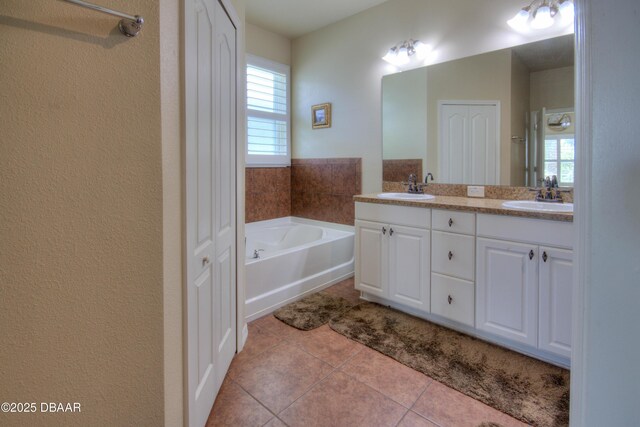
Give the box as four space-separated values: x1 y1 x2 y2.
244 217 355 321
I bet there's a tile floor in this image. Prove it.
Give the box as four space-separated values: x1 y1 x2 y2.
207 278 529 427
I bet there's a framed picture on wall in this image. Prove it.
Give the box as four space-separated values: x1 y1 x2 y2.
312 103 331 129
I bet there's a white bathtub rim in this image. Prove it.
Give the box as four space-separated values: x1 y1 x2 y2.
245 217 354 263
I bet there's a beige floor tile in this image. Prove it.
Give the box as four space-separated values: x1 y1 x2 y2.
232 342 334 414
252 314 309 340
207 377 273 427
412 381 529 427
229 323 283 376
288 324 363 367
279 371 407 427
340 346 431 407
263 417 288 427
398 411 440 427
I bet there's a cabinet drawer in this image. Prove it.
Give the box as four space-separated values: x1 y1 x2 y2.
431 273 475 327
431 231 475 281
432 210 475 235
355 202 430 229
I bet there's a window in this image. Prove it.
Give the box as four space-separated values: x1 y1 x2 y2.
544 135 575 186
246 55 290 166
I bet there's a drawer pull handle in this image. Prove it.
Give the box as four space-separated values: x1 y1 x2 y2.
529 250 534 260
382 227 387 235
448 251 453 260
448 218 453 227
542 251 548 262
448 295 453 305
389 228 394 236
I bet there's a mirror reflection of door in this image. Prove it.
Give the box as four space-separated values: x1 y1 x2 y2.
438 101 500 185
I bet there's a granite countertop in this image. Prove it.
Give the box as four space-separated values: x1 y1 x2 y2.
354 194 574 222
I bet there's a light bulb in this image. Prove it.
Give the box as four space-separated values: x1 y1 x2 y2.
531 5 554 29
396 46 410 65
507 8 530 31
382 48 397 65
413 41 432 60
558 0 574 26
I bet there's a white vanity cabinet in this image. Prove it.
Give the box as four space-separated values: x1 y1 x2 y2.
476 214 574 358
355 203 431 312
430 210 476 327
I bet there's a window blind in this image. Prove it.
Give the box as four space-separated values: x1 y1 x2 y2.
246 57 290 165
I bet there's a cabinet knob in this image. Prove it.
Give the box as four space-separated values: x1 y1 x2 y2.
448 251 453 260
529 250 534 260
382 227 387 235
542 251 548 262
448 295 453 305
202 256 210 266
448 218 453 227
389 228 394 236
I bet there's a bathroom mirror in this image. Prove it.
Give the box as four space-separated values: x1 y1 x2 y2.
382 34 575 187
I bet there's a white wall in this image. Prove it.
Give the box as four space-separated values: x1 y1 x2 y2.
246 22 291 65
291 0 572 193
573 0 640 424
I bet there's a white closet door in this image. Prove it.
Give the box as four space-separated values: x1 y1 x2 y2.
439 102 500 185
185 0 237 425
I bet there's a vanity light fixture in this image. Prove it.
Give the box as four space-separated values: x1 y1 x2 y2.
382 39 431 67
507 0 574 31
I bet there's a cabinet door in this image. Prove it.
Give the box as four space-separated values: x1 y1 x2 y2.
388 225 430 311
355 220 387 297
476 238 538 346
539 247 573 358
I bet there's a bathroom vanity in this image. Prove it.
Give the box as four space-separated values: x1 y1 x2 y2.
354 195 573 367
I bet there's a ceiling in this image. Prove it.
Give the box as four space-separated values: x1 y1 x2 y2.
512 34 575 72
245 0 390 39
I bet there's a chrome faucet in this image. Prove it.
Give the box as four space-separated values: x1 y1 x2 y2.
425 172 434 184
531 175 564 202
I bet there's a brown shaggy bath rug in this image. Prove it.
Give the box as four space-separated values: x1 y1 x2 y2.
329 302 570 427
273 292 354 330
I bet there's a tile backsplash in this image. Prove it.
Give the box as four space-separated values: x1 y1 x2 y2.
382 159 423 183
245 167 291 223
291 158 361 226
245 158 362 225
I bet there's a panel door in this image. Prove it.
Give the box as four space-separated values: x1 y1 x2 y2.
355 220 387 298
539 246 573 358
468 105 499 185
476 238 538 346
213 0 237 388
440 104 468 184
439 103 499 185
185 0 237 425
388 225 430 311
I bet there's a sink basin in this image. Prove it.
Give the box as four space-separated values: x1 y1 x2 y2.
502 200 573 213
377 192 435 201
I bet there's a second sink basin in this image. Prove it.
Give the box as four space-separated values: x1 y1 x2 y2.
502 200 573 213
377 192 435 201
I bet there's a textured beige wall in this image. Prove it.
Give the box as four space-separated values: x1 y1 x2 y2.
530 66 575 112
0 1 164 426
426 49 512 184
246 23 291 65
